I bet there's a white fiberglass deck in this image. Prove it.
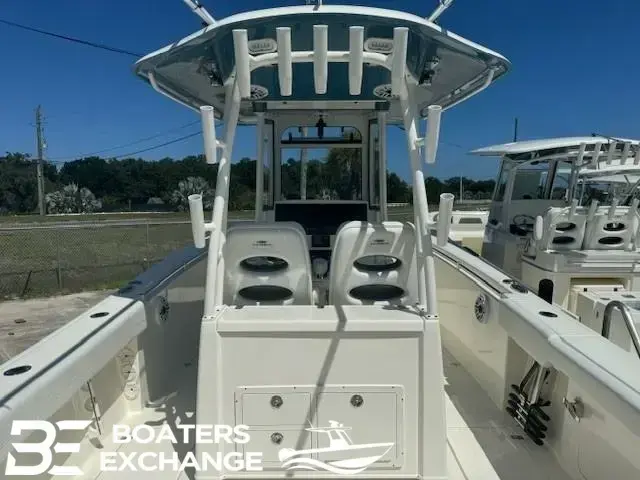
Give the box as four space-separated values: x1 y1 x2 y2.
83 349 570 480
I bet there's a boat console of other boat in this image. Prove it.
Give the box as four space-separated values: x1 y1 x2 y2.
1 3 639 480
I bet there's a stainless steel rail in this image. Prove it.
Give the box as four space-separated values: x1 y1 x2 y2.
602 300 640 359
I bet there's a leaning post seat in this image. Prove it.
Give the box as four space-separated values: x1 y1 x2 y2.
535 205 588 252
222 222 313 305
329 221 418 305
582 205 640 251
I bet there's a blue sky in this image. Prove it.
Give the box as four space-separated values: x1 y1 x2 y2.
1 0 638 182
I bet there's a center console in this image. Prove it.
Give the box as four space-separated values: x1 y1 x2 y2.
274 201 369 300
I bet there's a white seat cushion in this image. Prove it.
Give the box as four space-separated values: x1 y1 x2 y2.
223 222 312 306
583 207 639 251
329 221 417 306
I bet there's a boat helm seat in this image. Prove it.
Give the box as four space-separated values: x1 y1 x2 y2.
329 221 417 306
582 206 639 251
223 222 313 306
535 206 588 252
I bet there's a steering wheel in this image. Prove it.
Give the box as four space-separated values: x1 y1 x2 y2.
511 214 536 236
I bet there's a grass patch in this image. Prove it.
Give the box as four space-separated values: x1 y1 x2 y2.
0 204 484 300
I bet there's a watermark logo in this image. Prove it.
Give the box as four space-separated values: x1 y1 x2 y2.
5 422 262 476
6 420 392 476
279 420 393 475
5 420 92 476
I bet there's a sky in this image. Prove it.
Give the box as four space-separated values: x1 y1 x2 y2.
1 0 639 182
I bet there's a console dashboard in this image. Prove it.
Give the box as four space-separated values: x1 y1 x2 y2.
274 201 369 278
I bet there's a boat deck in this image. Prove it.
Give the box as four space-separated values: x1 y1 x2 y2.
85 349 571 480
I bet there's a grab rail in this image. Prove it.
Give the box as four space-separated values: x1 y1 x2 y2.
602 300 640 358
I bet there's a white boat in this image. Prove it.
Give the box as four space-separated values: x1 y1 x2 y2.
1 3 639 480
429 210 489 253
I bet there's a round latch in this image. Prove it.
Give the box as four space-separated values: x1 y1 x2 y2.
474 294 490 324
270 432 283 444
270 395 283 408
350 394 364 407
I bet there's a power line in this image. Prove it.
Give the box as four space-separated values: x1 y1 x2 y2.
111 131 201 159
0 18 142 57
49 131 202 164
48 120 201 160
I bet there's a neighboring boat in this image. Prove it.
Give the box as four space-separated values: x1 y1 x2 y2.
472 135 640 354
472 136 640 277
1 3 639 480
429 210 489 254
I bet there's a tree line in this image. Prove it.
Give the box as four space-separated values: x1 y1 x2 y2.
0 152 495 214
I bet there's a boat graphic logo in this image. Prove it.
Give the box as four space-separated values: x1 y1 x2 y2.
278 420 393 475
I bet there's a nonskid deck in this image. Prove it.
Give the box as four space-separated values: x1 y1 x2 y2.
80 349 570 480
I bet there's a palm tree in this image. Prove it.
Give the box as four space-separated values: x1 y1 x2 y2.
169 176 214 211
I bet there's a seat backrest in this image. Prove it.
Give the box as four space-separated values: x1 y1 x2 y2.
223 222 313 306
537 206 588 251
329 221 417 306
582 207 639 251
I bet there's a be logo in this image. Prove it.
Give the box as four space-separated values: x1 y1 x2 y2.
5 420 92 476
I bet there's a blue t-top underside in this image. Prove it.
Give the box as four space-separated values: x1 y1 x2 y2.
134 6 510 122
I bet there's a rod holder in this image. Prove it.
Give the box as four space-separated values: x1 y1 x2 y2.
436 193 455 247
635 144 640 165
606 142 616 165
348 26 364 95
577 143 586 165
591 141 602 167
188 194 214 249
621 142 631 165
587 199 599 223
313 25 328 94
200 106 218 165
391 27 408 96
607 198 618 220
277 27 293 96
232 29 251 99
424 105 442 164
568 198 578 219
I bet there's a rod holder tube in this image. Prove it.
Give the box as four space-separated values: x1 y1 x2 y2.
568 198 578 219
591 141 602 167
436 193 454 247
232 29 251 99
608 198 618 220
587 199 599 222
348 26 364 95
621 142 631 165
313 25 328 94
391 27 408 96
577 143 586 165
200 106 218 165
606 141 616 165
188 194 207 248
277 27 293 96
424 105 442 164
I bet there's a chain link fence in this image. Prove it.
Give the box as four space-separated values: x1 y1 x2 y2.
0 220 195 300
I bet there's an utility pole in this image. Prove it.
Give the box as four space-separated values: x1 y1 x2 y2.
513 117 519 142
35 105 45 216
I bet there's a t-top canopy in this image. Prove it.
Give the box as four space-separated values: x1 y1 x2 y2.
133 4 509 123
471 136 640 163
